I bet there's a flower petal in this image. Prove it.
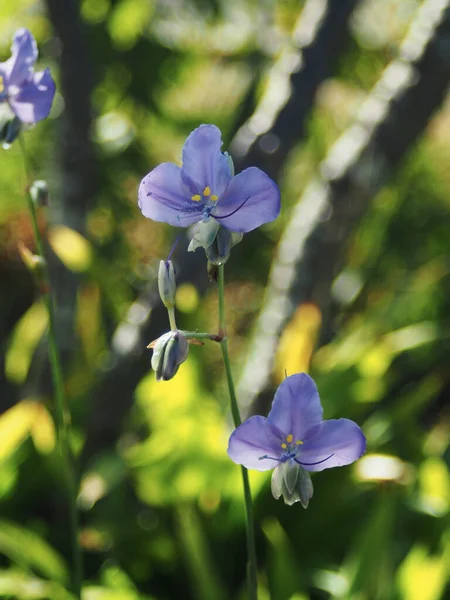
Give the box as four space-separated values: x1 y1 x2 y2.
212 167 280 233
268 374 323 441
138 163 202 227
227 415 284 472
181 124 231 197
297 419 366 472
5 28 38 86
9 68 55 124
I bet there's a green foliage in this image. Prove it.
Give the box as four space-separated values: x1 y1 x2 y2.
0 521 68 583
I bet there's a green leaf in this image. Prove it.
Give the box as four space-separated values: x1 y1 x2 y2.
0 520 68 584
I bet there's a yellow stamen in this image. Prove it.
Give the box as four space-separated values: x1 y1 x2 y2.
203 186 211 197
286 434 293 443
295 440 303 445
210 194 218 201
281 443 287 449
191 194 201 202
0 76 4 94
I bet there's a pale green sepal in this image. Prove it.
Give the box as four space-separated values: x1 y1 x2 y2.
188 219 220 252
271 465 284 500
271 462 313 508
230 232 243 248
283 460 299 495
151 332 172 379
297 468 314 509
205 226 233 265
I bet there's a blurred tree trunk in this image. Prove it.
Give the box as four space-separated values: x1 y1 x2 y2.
237 0 450 417
231 0 360 179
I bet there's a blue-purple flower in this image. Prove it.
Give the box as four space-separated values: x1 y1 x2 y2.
0 29 55 125
138 125 280 239
227 373 366 507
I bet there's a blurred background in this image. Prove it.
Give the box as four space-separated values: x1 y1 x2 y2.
0 0 450 598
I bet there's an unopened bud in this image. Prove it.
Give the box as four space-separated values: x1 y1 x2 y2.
30 180 49 207
0 115 22 148
158 260 176 308
151 330 189 381
18 242 46 274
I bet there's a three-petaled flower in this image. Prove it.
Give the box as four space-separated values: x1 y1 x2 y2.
227 373 366 507
138 124 280 244
0 28 55 126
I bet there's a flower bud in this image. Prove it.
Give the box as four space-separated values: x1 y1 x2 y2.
0 115 22 147
151 330 189 381
158 260 176 308
30 180 49 207
271 461 313 508
18 242 46 274
17 242 48 294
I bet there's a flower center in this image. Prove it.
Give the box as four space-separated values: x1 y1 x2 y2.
258 432 335 468
258 433 304 464
280 433 303 456
191 186 219 203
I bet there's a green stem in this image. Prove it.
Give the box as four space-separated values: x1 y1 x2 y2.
19 138 83 598
167 306 178 331
217 264 258 600
182 331 222 342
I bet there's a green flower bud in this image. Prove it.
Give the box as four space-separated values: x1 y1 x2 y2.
271 462 313 508
158 259 176 308
30 180 49 207
151 330 189 381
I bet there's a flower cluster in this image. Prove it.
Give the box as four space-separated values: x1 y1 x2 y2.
228 373 366 507
138 124 366 508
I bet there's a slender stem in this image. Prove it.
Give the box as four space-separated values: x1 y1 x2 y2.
19 137 83 598
168 306 177 331
217 264 258 600
182 331 223 342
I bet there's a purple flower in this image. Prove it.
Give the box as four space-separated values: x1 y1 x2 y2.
138 125 280 237
227 373 366 507
0 29 55 125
